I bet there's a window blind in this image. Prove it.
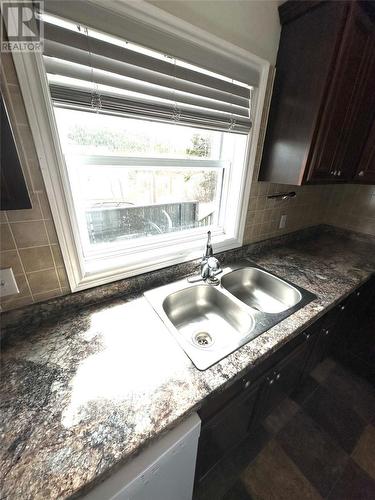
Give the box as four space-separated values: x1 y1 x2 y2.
42 14 253 134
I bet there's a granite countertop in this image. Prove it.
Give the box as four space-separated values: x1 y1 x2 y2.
1 231 375 499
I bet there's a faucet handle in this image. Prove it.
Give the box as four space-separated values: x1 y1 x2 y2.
207 257 221 274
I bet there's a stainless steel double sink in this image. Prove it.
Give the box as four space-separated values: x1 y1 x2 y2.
145 260 316 370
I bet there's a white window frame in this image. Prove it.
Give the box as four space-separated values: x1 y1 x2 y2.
9 0 271 292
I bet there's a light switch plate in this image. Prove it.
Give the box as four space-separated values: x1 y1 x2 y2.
0 268 19 297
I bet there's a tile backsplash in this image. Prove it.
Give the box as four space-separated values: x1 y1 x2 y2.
1 54 374 312
0 51 70 311
324 184 375 237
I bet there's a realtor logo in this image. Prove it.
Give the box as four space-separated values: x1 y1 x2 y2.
1 1 44 51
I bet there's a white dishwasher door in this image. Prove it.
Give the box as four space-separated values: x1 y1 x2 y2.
84 412 201 500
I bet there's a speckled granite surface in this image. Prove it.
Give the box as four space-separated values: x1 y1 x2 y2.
1 229 374 499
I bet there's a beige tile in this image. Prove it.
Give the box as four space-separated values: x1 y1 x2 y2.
37 192 53 219
242 440 321 500
19 124 38 160
57 266 70 290
6 192 43 222
0 295 34 311
19 245 54 273
33 288 63 303
8 84 28 125
51 244 64 268
27 268 60 294
0 250 23 275
45 219 58 244
27 157 45 193
0 223 15 251
11 220 49 248
352 425 375 480
1 51 19 85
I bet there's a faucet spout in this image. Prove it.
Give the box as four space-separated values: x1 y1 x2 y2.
188 231 222 285
204 230 214 259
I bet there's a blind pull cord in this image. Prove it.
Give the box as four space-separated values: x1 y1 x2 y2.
170 56 181 123
80 24 102 113
228 79 236 132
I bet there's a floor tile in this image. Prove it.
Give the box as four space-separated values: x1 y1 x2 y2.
328 460 375 500
352 425 375 480
231 426 270 471
311 358 336 383
241 439 322 500
276 411 348 497
263 397 300 435
290 375 319 405
222 480 253 500
302 385 365 453
322 364 375 423
194 426 269 500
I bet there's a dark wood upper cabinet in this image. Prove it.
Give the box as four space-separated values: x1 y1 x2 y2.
354 116 375 183
1 93 32 210
259 0 375 186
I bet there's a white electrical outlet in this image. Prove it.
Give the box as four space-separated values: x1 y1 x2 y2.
279 214 287 229
0 268 19 297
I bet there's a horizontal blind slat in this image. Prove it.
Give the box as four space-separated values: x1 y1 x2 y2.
44 39 249 109
50 84 251 134
44 22 250 99
44 56 250 118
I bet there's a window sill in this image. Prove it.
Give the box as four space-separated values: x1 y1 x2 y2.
75 233 242 291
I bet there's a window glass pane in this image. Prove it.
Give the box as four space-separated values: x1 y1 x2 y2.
68 164 222 247
54 108 222 159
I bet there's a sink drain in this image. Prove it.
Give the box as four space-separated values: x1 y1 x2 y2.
193 331 213 348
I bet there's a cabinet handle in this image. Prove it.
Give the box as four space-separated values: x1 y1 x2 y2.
304 332 311 340
356 291 360 297
269 378 274 385
244 380 251 389
337 170 342 177
276 373 281 380
330 170 334 175
358 171 364 177
340 305 345 311
325 329 330 336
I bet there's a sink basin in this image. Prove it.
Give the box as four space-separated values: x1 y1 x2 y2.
145 260 315 370
163 285 254 346
221 267 302 313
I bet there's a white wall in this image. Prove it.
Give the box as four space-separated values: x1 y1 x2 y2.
147 0 281 64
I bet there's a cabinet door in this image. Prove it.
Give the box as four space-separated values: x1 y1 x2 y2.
354 118 375 183
338 32 375 182
258 1 347 185
196 381 261 481
254 339 310 423
308 4 374 183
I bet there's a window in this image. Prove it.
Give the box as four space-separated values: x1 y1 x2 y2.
54 108 247 265
12 2 268 290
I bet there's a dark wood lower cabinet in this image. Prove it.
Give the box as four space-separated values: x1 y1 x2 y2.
196 380 262 481
253 339 311 425
195 275 375 484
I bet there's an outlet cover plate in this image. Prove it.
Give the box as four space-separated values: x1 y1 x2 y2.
0 268 19 297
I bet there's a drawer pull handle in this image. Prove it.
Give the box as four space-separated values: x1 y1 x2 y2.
276 373 281 380
244 380 251 389
341 305 345 311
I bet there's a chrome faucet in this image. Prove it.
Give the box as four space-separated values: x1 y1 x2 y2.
188 231 222 285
